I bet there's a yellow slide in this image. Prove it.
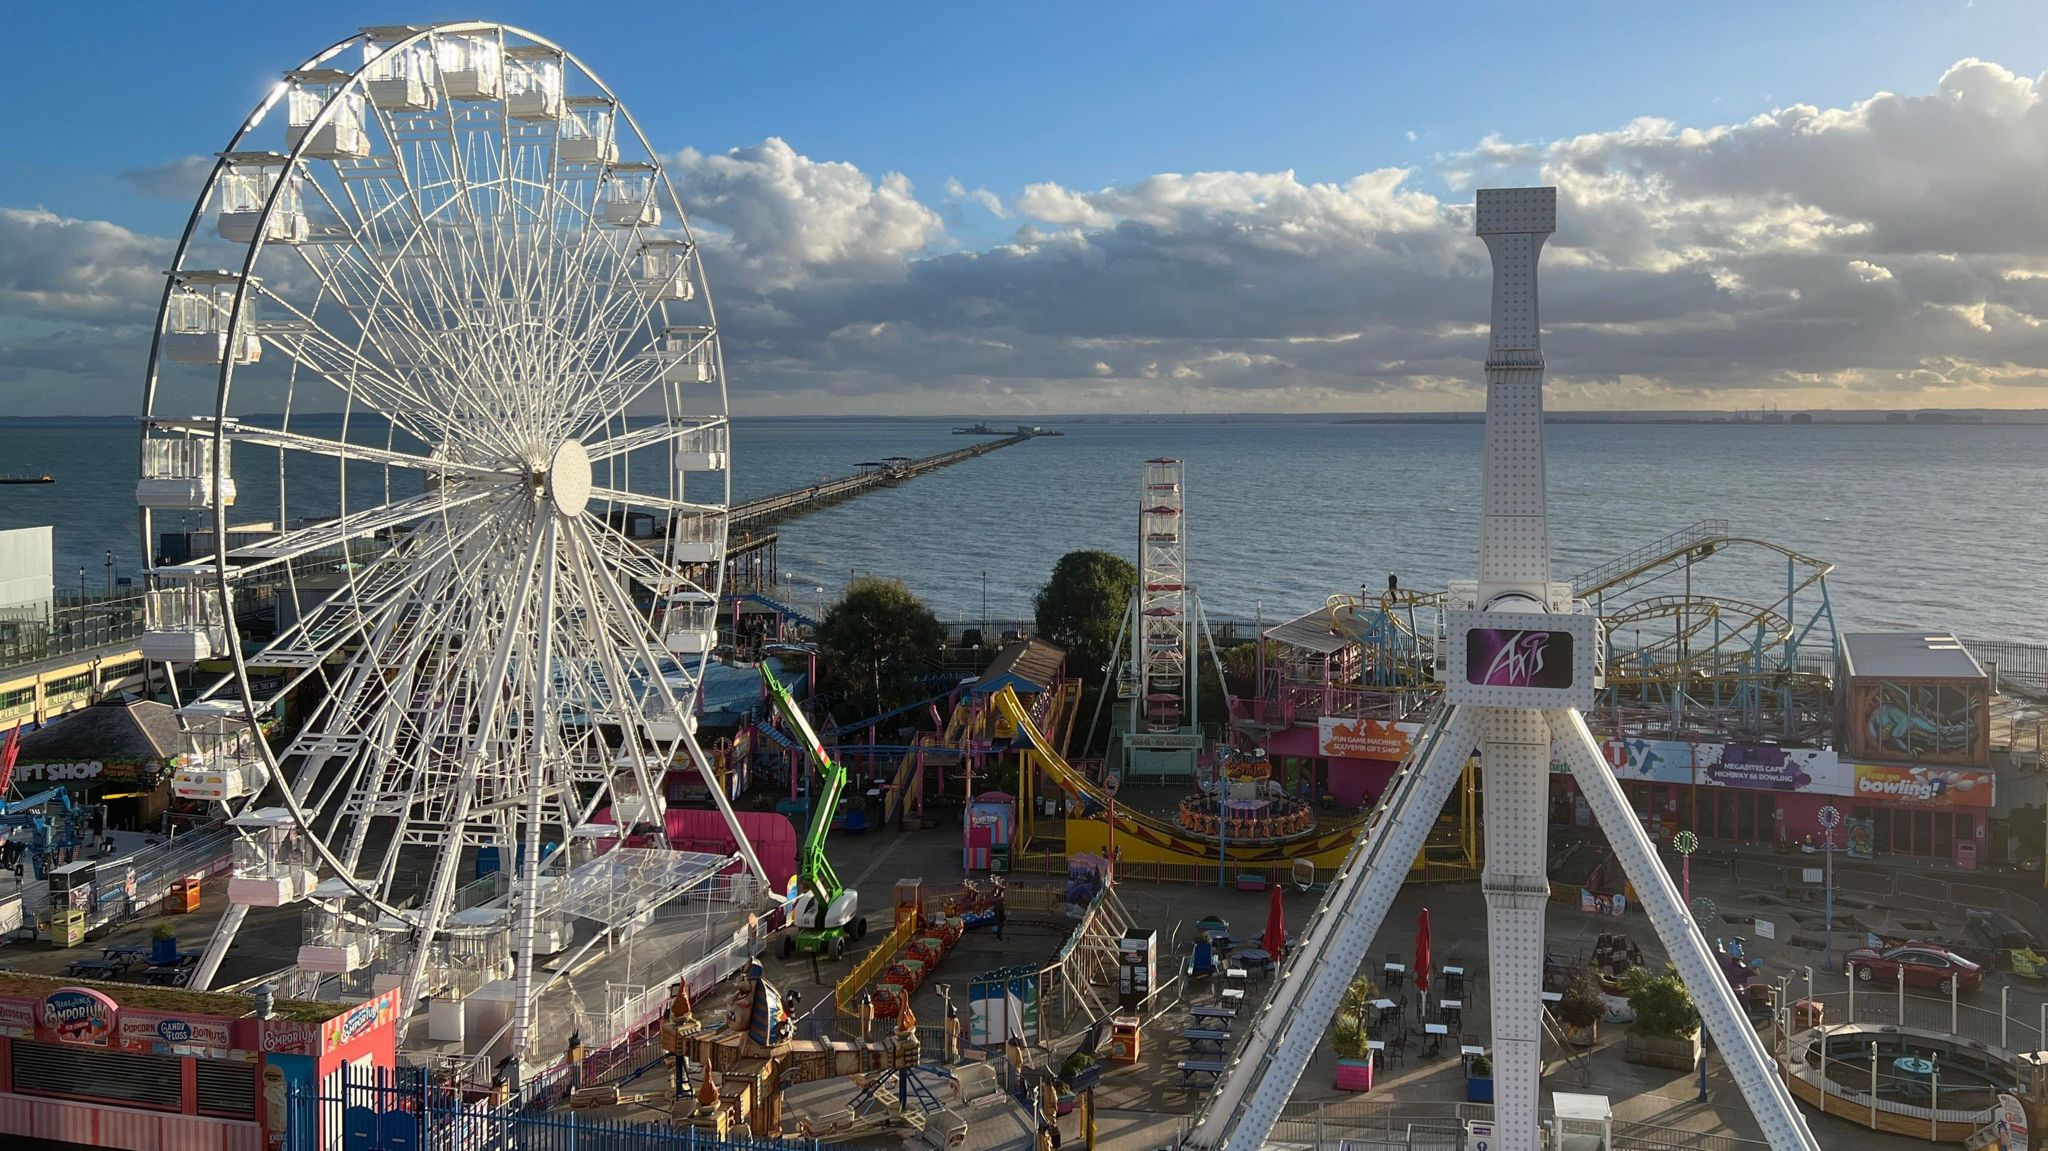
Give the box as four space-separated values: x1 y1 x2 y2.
882 699 973 828
989 686 1370 870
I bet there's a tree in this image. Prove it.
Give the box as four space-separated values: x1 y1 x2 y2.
817 577 945 722
1034 550 1138 675
1033 551 1137 753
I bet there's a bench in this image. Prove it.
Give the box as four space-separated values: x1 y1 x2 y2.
64 959 117 979
1177 1059 1225 1084
1182 1028 1232 1054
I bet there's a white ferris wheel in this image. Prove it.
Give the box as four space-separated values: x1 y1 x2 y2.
135 22 769 1041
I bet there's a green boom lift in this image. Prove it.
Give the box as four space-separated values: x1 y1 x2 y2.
763 663 868 959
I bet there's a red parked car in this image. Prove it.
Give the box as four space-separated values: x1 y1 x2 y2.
1843 945 1981 993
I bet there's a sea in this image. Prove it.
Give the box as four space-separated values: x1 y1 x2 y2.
2 416 2044 646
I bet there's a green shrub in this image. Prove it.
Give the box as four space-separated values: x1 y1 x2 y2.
1331 974 1378 1059
1557 969 1606 1029
1619 966 1698 1038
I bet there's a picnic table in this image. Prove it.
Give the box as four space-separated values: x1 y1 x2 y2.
1423 1022 1447 1058
103 946 148 963
142 965 192 987
1232 948 1274 975
64 958 117 979
1224 966 1249 982
1177 1059 1225 1084
1190 1005 1235 1025
1183 1027 1232 1054
1220 987 1245 1007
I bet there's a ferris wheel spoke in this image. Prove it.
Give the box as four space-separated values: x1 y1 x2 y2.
578 518 694 593
559 519 678 814
284 232 520 458
251 286 461 448
220 484 513 575
217 420 513 482
579 415 686 464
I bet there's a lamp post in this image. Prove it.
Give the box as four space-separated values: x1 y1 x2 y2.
104 551 114 598
1673 830 1698 906
1818 805 1841 970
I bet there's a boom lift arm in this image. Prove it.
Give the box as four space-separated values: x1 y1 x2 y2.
762 663 866 958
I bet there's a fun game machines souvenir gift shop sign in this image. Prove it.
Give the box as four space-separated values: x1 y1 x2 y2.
0 974 398 1151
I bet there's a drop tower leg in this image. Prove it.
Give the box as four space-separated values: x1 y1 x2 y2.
1478 709 1553 1150
1549 708 1820 1151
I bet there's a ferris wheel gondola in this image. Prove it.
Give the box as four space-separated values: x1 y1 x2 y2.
135 22 765 1048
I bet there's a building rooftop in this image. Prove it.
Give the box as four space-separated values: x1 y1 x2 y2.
15 695 186 763
971 637 1066 695
1838 631 1986 681
1262 607 1354 656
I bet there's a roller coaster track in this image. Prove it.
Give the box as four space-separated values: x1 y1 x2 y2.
1572 519 1834 604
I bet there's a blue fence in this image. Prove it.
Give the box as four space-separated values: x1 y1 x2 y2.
287 1067 822 1151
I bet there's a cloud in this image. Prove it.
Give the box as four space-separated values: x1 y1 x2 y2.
15 60 2048 415
119 156 215 202
0 208 166 320
669 137 943 290
944 177 1009 219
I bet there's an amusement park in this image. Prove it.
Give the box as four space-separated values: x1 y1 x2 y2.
2 17 2048 1151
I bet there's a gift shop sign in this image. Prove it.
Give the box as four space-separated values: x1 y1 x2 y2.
1317 718 1420 761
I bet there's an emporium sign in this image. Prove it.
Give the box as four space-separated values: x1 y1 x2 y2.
40 986 116 1046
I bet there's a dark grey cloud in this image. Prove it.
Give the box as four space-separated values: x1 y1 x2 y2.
119 155 215 202
10 61 2048 415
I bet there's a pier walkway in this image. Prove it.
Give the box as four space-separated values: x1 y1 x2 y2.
729 430 1040 528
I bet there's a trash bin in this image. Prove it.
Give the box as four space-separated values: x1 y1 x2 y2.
52 909 85 948
166 878 201 914
991 845 1011 874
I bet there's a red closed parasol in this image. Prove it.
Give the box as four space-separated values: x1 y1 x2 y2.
1265 883 1286 964
1414 908 1432 994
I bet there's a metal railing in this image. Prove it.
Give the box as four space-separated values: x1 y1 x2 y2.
1572 519 1731 597
1964 637 2048 701
0 591 147 668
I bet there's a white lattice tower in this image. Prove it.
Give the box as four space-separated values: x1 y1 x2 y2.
1138 458 1189 733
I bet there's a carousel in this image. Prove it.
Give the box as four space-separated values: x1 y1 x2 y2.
1174 747 1317 842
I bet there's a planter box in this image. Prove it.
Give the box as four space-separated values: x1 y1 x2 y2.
1334 1057 1374 1092
1625 1029 1702 1071
1465 1075 1494 1103
1062 1063 1102 1093
1562 1020 1598 1047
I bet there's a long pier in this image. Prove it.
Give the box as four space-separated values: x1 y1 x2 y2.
728 430 1041 529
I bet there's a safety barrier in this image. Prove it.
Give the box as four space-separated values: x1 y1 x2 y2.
289 1065 819 1151
834 913 920 1018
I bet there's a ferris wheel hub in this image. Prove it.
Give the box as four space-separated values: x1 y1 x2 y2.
546 439 593 516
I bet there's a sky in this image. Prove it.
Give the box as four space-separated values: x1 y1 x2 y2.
6 1 2048 415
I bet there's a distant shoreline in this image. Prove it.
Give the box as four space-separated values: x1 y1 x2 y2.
7 409 2048 427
